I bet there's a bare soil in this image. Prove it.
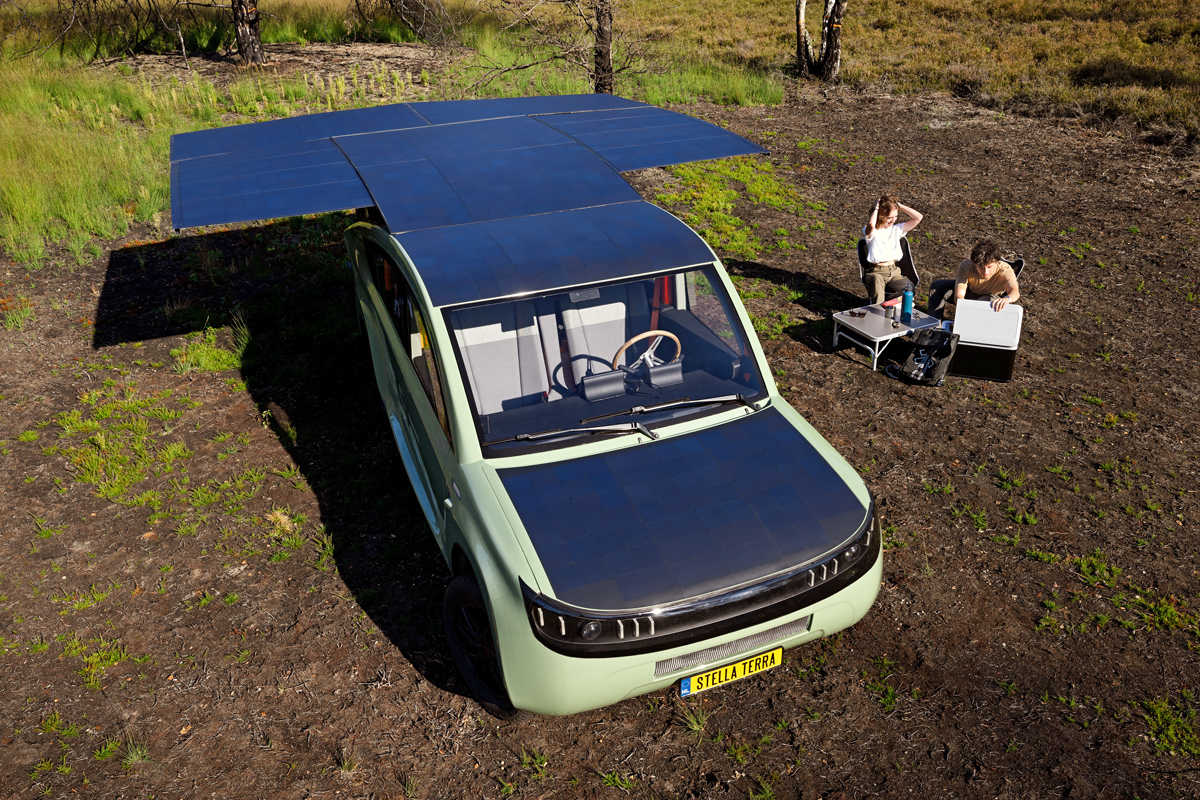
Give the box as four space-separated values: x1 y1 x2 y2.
2 43 1200 799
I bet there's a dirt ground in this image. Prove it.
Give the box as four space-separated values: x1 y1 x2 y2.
2 43 1200 799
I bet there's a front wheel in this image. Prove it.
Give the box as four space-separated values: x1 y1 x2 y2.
443 572 523 720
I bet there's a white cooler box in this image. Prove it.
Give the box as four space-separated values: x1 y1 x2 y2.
948 299 1023 381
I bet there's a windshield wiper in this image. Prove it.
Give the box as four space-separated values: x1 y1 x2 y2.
580 394 756 424
488 421 659 445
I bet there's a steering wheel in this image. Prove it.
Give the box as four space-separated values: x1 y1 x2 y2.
611 330 682 371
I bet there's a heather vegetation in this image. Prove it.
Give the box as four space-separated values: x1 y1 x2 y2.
0 0 1197 267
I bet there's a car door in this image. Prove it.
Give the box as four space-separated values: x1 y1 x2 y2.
361 240 455 542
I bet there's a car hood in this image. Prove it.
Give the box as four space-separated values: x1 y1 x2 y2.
495 407 869 611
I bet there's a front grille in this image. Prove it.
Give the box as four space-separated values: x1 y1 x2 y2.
654 616 811 677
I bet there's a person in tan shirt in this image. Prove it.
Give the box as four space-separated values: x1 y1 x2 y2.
927 239 1020 320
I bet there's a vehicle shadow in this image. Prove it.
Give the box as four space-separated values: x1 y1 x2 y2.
724 257 869 356
93 221 465 699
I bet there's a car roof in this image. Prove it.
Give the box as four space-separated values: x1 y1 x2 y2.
170 94 767 305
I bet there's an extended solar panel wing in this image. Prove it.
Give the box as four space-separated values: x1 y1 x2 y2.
169 95 767 232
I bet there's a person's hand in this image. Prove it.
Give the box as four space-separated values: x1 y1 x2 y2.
992 296 1009 312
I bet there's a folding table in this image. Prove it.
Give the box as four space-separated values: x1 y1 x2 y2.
832 304 941 371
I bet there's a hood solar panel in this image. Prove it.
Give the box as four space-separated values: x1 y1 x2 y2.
498 407 869 611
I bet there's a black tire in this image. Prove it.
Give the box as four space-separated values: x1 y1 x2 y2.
443 572 524 720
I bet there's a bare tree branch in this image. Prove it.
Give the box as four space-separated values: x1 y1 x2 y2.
473 0 671 93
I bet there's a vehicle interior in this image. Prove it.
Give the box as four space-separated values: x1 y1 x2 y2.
445 266 765 451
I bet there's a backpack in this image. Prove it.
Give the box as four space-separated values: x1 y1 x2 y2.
889 329 959 386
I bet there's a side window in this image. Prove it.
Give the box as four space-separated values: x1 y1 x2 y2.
409 300 450 438
367 246 410 336
685 270 740 354
366 244 452 444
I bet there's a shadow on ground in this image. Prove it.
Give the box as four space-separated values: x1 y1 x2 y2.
726 257 867 355
92 217 466 699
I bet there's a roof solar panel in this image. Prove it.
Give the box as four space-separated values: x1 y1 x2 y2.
537 106 768 172
354 160 473 234
599 136 767 173
338 124 639 233
174 139 353 185
400 225 524 305
499 408 867 610
396 201 709 306
576 202 714 271
398 116 573 159
293 103 428 141
519 143 639 205
411 94 645 126
171 105 430 162
330 130 428 170
174 177 374 230
170 139 372 230
170 96 768 299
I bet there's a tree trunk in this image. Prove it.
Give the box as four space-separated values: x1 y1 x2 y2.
795 0 812 78
232 0 265 66
593 0 614 93
818 0 848 82
796 0 847 83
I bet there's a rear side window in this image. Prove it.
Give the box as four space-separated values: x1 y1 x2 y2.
366 244 451 441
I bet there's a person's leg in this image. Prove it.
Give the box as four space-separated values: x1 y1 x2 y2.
863 271 889 305
885 275 910 296
927 279 956 320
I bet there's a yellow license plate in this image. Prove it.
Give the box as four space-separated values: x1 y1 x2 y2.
679 647 782 698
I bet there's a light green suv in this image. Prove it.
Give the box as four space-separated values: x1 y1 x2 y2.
170 94 881 716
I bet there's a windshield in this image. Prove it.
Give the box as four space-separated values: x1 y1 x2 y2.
445 265 765 452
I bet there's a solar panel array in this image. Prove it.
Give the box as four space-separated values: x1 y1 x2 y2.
400 201 714 306
170 94 767 303
498 408 869 611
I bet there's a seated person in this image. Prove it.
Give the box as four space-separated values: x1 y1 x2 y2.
927 239 1020 320
862 195 923 305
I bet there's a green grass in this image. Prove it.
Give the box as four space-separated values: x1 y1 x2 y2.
677 701 709 738
1138 692 1200 757
121 738 150 769
655 157 821 259
2 0 1196 270
0 53 197 265
94 739 121 760
600 770 636 790
1075 549 1122 588
2 294 35 330
170 313 250 374
863 656 900 712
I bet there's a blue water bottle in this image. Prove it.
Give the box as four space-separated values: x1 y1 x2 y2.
901 283 914 324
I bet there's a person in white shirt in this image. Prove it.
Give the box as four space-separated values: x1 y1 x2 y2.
862 195 924 305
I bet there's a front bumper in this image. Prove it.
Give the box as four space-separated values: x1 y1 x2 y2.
499 529 883 715
522 501 880 657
